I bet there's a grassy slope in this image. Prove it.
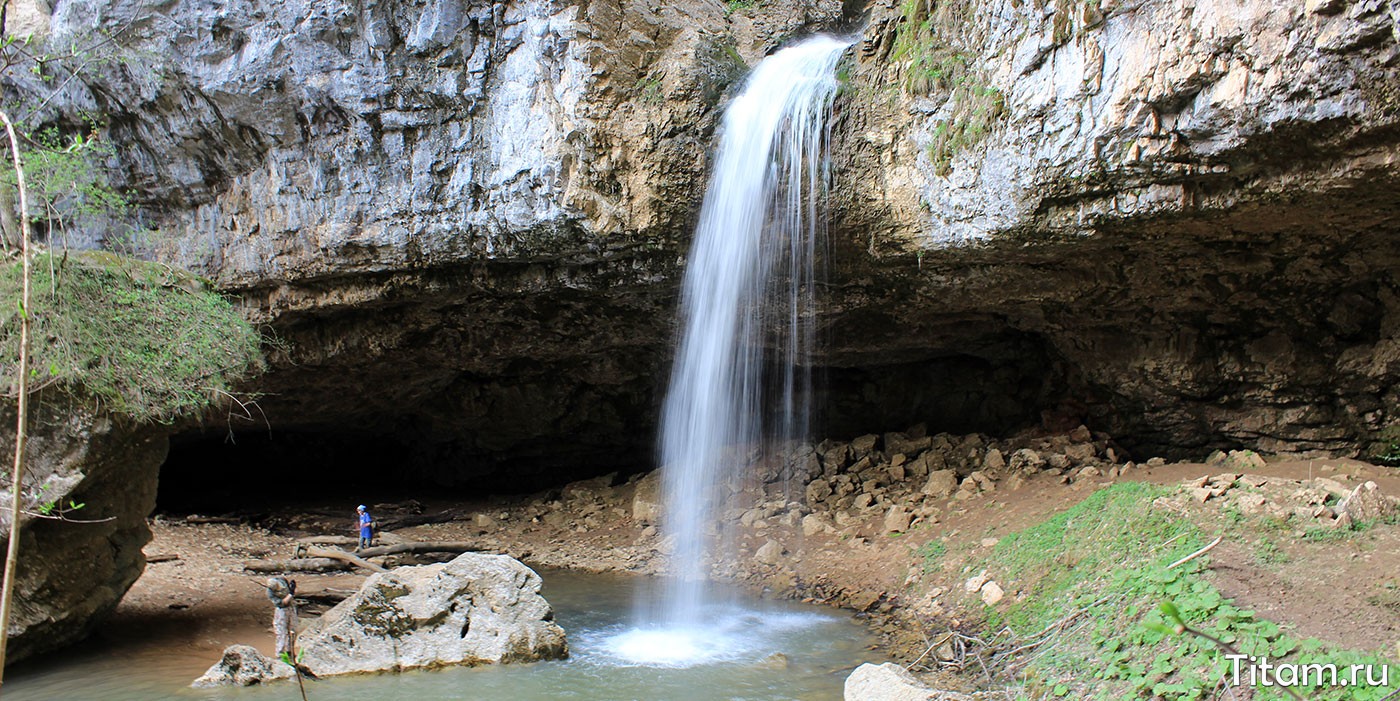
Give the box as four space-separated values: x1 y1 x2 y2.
1 251 260 423
936 482 1397 699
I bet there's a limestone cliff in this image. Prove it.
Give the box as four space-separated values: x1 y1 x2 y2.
827 0 1400 456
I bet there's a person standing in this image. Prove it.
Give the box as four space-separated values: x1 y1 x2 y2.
356 504 375 551
265 576 297 658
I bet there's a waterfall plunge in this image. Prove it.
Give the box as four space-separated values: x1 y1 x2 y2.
650 35 851 641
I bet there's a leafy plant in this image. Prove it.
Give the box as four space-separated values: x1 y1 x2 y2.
724 0 757 14
917 539 947 571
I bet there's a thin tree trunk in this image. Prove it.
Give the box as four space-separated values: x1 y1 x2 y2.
0 108 34 686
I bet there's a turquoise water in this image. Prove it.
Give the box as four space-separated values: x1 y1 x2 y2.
6 570 881 700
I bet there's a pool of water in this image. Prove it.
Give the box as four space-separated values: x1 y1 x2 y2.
5 569 881 700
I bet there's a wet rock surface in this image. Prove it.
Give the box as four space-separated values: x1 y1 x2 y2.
191 645 294 688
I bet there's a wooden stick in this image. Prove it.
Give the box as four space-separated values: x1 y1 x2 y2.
0 108 35 685
354 542 478 558
244 558 352 574
1168 536 1222 570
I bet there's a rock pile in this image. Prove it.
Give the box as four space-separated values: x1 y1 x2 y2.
1186 472 1399 529
789 424 1132 533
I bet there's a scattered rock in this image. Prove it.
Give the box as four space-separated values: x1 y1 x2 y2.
631 471 662 524
851 434 879 457
192 645 294 688
755 539 784 565
964 571 989 593
983 448 1006 472
802 514 830 536
980 580 1005 606
1235 493 1267 513
1336 481 1398 523
921 470 958 498
884 506 911 534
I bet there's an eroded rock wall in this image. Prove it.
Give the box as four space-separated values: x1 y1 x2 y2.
825 0 1400 457
0 398 166 663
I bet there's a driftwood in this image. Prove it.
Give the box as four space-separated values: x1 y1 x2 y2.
146 553 181 564
246 541 478 574
297 545 388 573
295 535 361 547
354 542 479 558
245 558 350 574
296 587 357 606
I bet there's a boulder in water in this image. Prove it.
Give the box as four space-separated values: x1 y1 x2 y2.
299 552 567 675
192 645 294 687
194 553 566 686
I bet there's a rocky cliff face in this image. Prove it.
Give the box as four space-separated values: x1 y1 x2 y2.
0 398 166 663
825 0 1400 456
8 0 1400 489
14 0 854 489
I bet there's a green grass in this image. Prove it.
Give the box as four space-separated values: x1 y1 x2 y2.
916 540 947 571
1 251 261 422
973 482 1397 700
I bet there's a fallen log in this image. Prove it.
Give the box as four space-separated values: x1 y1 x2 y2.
245 558 349 574
297 545 388 573
355 542 479 558
296 587 357 606
295 535 360 547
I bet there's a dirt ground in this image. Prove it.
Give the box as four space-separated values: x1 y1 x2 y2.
113 455 1400 678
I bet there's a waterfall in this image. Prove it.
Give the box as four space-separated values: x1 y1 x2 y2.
655 35 852 627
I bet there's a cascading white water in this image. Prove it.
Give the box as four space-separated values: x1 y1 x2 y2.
610 36 851 664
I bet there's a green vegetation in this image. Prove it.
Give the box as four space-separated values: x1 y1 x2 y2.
973 482 1396 700
0 121 127 235
0 251 261 423
634 73 664 106
926 83 1004 176
916 539 947 571
889 0 1006 175
724 0 757 14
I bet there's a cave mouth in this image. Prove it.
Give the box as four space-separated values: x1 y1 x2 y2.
156 340 1072 515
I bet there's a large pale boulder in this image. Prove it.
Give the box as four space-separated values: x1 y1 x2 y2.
298 553 567 676
196 553 566 685
844 662 970 701
632 470 664 524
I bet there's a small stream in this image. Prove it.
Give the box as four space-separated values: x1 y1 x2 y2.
6 569 882 700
